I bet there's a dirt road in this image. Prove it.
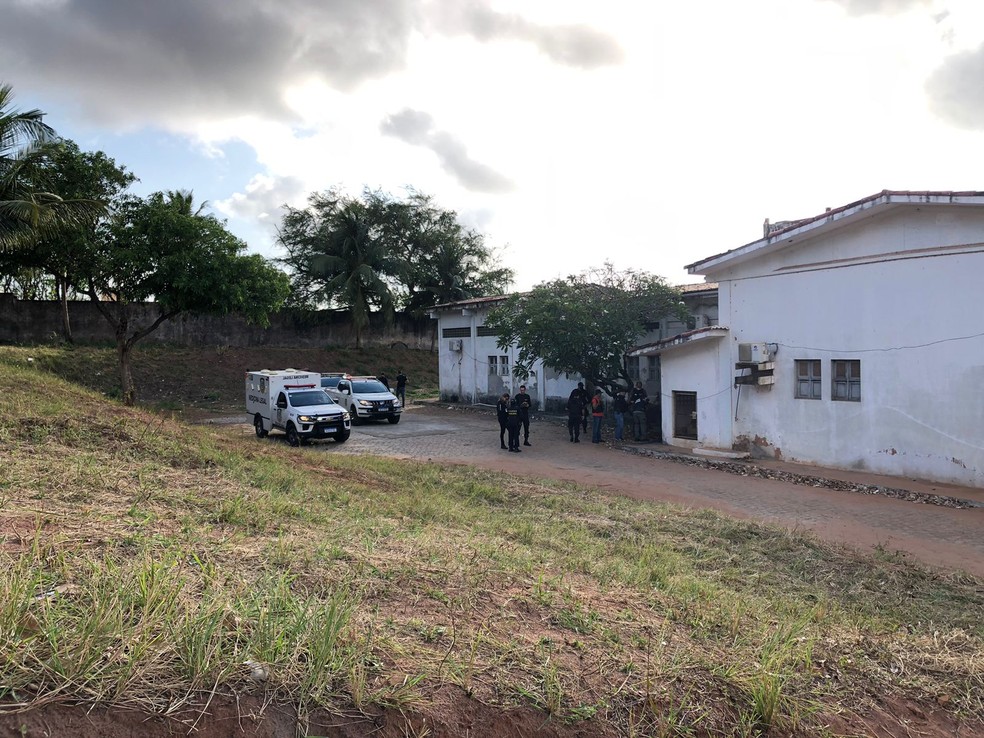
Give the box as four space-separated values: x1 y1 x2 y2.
236 404 984 577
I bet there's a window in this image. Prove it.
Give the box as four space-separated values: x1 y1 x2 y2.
442 326 471 338
795 360 822 400
831 359 861 402
488 355 510 376
647 356 659 381
476 325 497 337
627 356 640 381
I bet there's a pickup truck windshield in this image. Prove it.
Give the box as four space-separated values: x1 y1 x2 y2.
290 390 335 407
351 380 388 393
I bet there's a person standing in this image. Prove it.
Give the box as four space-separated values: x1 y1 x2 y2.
515 384 533 446
629 380 649 442
613 389 628 441
377 373 390 390
590 389 605 443
566 388 585 443
395 370 408 406
496 392 510 450
571 381 589 434
506 396 522 452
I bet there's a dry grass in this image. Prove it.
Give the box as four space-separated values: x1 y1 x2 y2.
0 351 982 736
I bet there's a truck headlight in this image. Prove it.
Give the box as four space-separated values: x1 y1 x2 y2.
342 412 350 420
298 415 315 422
358 399 372 407
392 399 401 408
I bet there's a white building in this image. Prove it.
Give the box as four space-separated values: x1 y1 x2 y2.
430 286 718 414
631 190 984 488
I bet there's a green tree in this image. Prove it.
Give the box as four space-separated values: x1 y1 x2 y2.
278 190 404 347
13 141 136 341
278 188 513 332
0 83 102 250
87 191 289 405
484 264 685 398
367 188 512 312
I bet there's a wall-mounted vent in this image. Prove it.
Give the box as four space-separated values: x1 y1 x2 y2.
448 339 463 352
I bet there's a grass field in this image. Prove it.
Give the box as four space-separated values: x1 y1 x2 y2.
0 347 981 737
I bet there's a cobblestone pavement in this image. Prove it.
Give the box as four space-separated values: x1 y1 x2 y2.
236 404 984 577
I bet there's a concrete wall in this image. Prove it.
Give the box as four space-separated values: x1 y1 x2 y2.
659 336 731 449
0 294 436 349
701 206 984 487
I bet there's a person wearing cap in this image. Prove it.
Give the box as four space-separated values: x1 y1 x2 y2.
515 383 533 446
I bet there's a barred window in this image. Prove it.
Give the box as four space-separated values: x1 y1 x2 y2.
442 326 471 338
476 325 497 337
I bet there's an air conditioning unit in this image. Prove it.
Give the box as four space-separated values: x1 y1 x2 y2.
738 342 771 363
448 339 463 352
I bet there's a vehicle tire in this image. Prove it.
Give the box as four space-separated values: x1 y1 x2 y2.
387 415 401 424
285 423 300 447
254 414 268 438
335 430 350 443
349 406 360 425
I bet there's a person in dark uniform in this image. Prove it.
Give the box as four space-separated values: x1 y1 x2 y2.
496 392 510 450
377 373 390 390
613 389 629 441
515 384 533 446
506 397 522 452
571 381 589 433
566 388 586 443
395 370 408 406
629 380 649 441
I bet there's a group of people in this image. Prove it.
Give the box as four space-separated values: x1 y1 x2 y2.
496 384 533 452
375 371 409 406
566 380 650 444
496 380 651 450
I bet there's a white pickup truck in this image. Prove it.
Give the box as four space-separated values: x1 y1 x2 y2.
322 374 402 424
246 369 351 446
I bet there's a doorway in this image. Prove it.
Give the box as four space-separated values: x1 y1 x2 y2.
673 391 697 440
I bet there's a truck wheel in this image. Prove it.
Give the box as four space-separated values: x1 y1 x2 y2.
387 415 401 424
285 424 301 447
349 406 360 425
254 414 268 438
335 430 350 443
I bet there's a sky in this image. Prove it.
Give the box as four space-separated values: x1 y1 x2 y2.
4 0 984 289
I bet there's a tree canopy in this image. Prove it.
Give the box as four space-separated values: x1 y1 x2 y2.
278 188 512 317
484 264 685 398
0 84 104 251
89 191 289 404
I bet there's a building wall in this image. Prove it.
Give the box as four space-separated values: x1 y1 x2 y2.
658 338 732 449
435 305 580 409
706 207 984 487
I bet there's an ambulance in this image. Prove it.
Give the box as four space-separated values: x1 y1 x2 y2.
245 369 351 446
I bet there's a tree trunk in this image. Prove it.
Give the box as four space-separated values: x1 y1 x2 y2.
58 275 73 343
118 335 135 406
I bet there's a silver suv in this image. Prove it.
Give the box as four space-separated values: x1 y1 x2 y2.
322 374 402 424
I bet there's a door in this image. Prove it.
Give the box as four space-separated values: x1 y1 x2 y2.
673 391 697 440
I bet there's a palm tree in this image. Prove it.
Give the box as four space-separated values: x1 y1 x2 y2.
311 204 403 348
0 83 101 250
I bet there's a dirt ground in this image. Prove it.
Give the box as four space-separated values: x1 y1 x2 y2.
279 403 984 578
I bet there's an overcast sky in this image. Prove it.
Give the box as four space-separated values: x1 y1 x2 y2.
3 0 984 288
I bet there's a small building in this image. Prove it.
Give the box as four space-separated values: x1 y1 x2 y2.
631 190 984 487
430 285 718 414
